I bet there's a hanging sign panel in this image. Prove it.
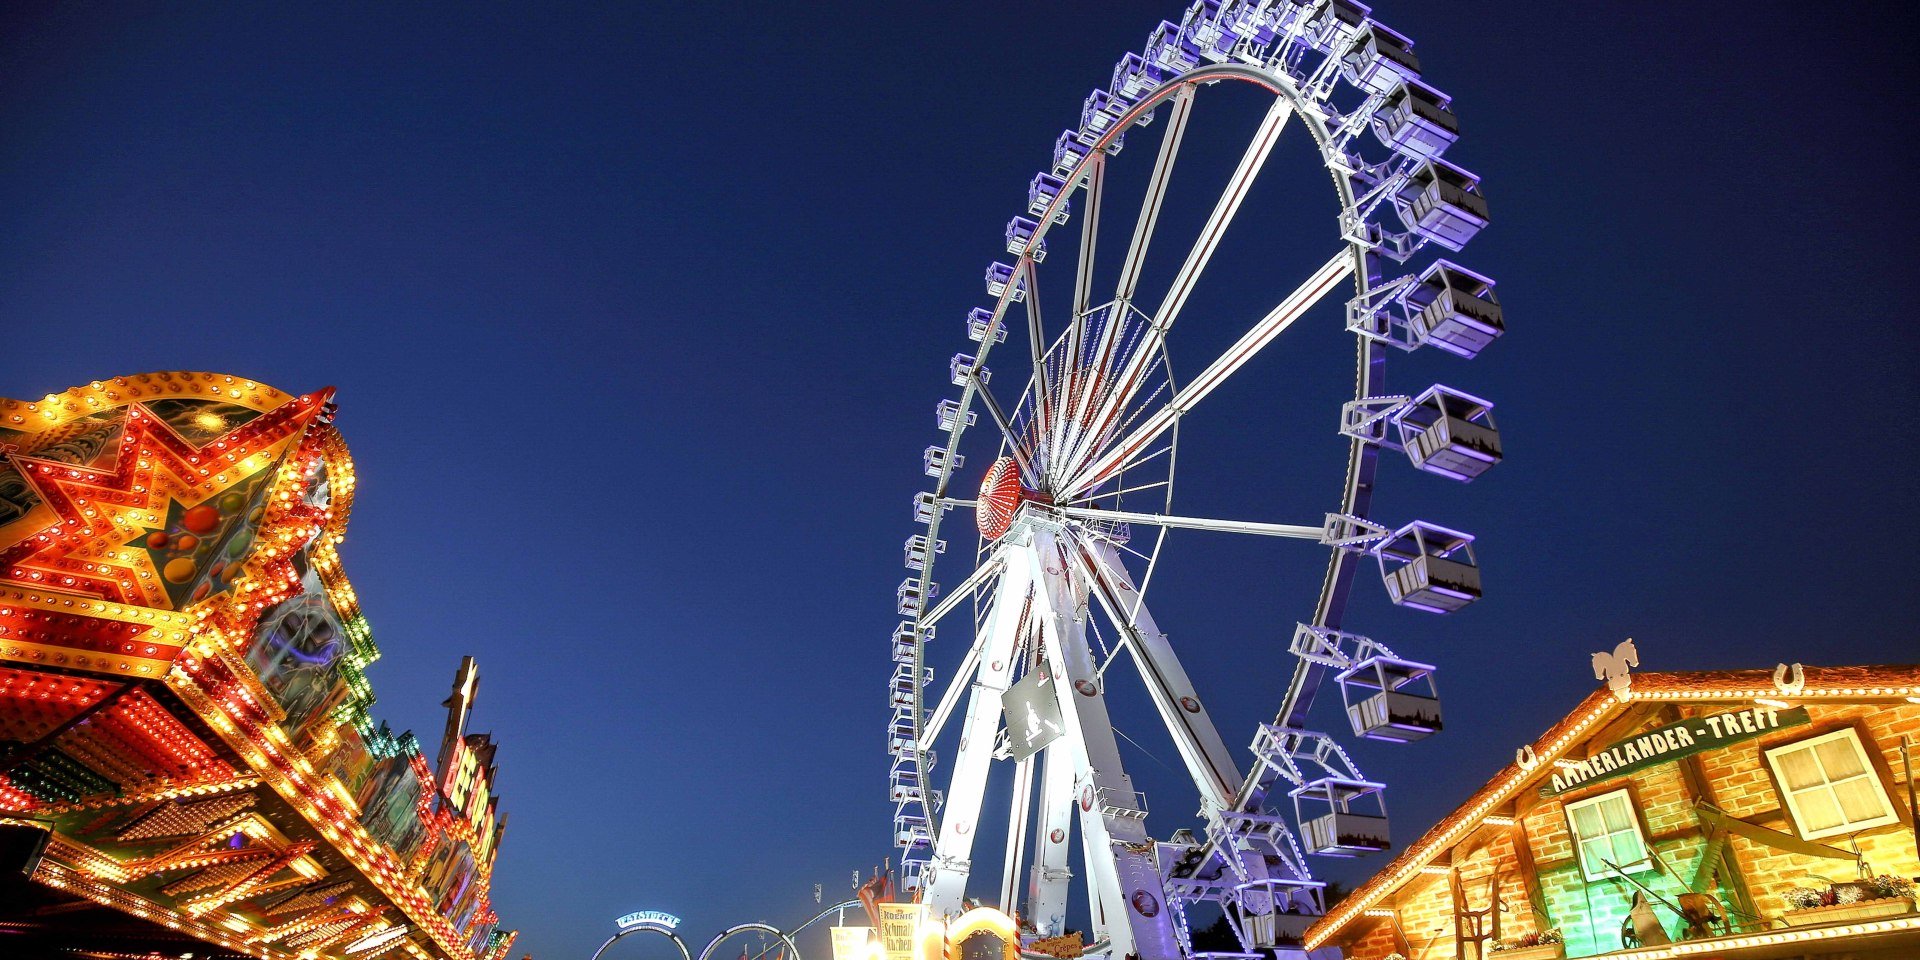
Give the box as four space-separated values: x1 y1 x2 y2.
876 902 927 960
616 910 682 930
831 926 877 960
1544 706 1809 796
1001 670 1064 762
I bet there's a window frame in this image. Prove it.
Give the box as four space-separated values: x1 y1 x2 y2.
1762 727 1899 841
1562 787 1654 881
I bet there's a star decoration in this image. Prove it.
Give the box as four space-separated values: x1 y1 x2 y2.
0 390 331 608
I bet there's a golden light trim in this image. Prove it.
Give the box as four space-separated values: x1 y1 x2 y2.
1572 914 1920 959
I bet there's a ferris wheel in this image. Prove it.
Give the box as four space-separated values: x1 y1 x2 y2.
890 3 1504 958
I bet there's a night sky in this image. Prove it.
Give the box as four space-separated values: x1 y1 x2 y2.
2 2 1917 958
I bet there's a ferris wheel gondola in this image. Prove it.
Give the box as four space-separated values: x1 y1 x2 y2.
891 3 1507 957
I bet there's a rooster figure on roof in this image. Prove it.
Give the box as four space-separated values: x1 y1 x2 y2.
1592 637 1640 700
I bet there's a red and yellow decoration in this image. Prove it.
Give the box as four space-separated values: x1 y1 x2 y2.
0 373 516 960
976 457 1023 541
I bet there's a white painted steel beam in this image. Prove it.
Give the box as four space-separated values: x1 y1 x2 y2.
1000 754 1035 912
921 559 1032 915
1076 541 1244 809
1116 87 1195 302
1027 529 1183 960
1027 739 1076 936
1059 507 1323 541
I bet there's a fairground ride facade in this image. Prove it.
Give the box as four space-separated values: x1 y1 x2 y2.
0 372 515 960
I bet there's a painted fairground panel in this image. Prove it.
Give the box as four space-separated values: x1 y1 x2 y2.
246 564 356 736
122 461 274 610
355 748 431 863
320 718 375 804
426 839 480 922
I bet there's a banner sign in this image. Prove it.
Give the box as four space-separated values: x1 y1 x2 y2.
831 926 877 960
1001 670 1064 762
875 902 927 960
617 910 682 930
1545 706 1809 796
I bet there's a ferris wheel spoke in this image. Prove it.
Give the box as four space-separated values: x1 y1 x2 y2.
1116 86 1195 303
1066 457 1174 505
1154 96 1295 332
1022 261 1054 453
971 380 1038 480
918 554 1007 634
1072 155 1106 326
1072 539 1242 808
1065 249 1354 498
1058 97 1296 485
1059 506 1323 540
1057 348 1170 486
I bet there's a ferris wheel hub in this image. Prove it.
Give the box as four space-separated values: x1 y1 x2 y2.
976 457 1024 540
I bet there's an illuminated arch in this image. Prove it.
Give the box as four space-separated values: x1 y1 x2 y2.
588 923 695 960
697 922 803 960
944 908 1018 960
1 371 297 431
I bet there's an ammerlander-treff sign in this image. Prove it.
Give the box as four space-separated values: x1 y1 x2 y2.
1544 705 1809 796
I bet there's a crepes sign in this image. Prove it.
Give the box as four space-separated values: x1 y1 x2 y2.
1543 705 1809 796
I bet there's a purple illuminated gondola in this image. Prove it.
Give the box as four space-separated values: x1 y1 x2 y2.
1372 521 1480 614
965 307 1007 345
984 262 1025 302
1342 22 1420 94
1052 131 1091 177
1028 172 1070 224
1374 80 1457 160
1399 158 1487 250
1004 216 1047 263
1392 384 1501 481
1402 260 1502 358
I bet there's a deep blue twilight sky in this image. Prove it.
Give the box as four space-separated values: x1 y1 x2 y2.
3 2 1917 957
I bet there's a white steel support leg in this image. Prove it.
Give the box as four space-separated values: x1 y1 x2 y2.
1027 739 1076 937
1079 795 1122 950
923 558 1033 916
1028 529 1182 960
1079 540 1281 920
999 754 1035 912
1077 541 1243 809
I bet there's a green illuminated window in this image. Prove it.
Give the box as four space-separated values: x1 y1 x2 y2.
1564 788 1652 880
1763 728 1898 841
